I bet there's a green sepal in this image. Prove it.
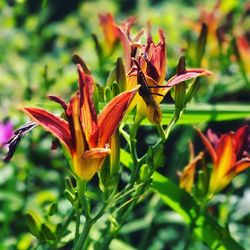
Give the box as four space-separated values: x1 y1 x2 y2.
106 66 116 87
115 57 126 91
48 202 58 216
25 212 43 240
91 33 103 60
41 223 55 241
65 176 75 194
196 23 208 67
174 56 187 113
140 164 150 181
184 78 200 104
64 190 75 204
152 144 166 168
105 87 112 102
110 130 120 177
146 144 166 170
111 81 120 97
98 157 110 192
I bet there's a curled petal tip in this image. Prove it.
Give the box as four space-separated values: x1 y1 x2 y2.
201 69 213 76
77 63 83 73
132 84 141 91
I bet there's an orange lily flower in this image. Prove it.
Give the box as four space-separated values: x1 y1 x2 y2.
22 64 139 181
98 13 119 54
198 126 250 194
235 35 250 72
179 142 204 193
117 20 212 124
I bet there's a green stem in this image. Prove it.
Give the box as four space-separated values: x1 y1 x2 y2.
73 180 92 250
74 217 94 250
97 110 181 249
74 202 81 246
78 181 90 218
54 210 75 247
129 117 142 185
156 124 166 140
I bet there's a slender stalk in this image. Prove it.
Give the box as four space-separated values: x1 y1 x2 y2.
54 210 75 247
74 179 110 250
129 118 141 185
73 180 92 250
97 110 181 250
74 217 94 250
74 202 81 246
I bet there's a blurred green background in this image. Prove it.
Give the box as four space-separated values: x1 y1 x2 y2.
0 0 249 249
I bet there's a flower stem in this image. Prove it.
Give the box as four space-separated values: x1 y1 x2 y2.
74 217 94 250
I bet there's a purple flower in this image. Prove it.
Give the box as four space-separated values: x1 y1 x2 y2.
0 121 13 147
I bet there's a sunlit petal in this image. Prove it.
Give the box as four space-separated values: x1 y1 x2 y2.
167 69 212 87
234 125 249 157
77 64 99 148
98 86 139 147
22 107 73 151
197 129 217 163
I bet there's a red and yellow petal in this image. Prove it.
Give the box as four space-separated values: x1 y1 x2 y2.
22 107 73 152
179 152 204 192
77 64 99 148
67 94 86 157
197 129 217 164
209 134 236 193
167 69 212 87
234 125 249 157
98 86 139 148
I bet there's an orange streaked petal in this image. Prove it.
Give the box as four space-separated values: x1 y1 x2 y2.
116 25 132 72
145 28 166 85
98 13 118 46
67 94 86 156
98 86 139 147
197 129 217 164
216 133 236 176
179 152 204 192
77 64 99 148
230 158 250 175
22 107 73 151
209 155 247 195
167 69 212 87
83 147 110 159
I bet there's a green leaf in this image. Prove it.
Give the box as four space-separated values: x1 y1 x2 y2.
126 103 250 125
120 150 245 250
152 173 245 250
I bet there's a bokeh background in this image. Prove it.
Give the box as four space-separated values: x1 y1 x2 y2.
0 0 249 249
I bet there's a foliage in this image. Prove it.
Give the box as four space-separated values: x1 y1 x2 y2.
0 0 249 250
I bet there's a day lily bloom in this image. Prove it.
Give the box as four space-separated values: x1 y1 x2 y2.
98 13 120 54
117 19 212 123
198 126 250 194
179 143 204 192
22 64 139 181
235 35 250 72
0 121 13 148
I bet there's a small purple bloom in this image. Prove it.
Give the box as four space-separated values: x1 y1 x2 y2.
0 121 13 147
